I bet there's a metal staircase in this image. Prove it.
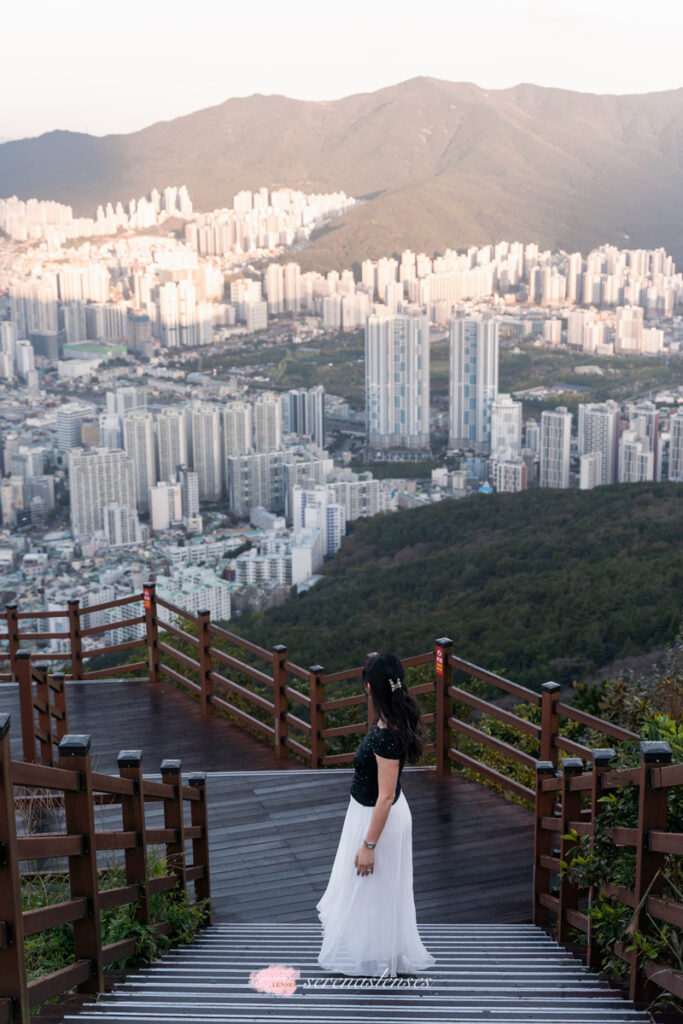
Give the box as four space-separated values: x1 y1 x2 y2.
64 923 650 1024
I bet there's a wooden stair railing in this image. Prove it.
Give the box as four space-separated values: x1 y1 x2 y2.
0 714 211 1024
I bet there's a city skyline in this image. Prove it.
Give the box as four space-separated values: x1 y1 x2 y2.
1 0 682 140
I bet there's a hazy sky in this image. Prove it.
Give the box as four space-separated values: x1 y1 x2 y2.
2 0 682 140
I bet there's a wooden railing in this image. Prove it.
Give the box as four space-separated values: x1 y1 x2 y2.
533 743 683 1006
0 714 211 1024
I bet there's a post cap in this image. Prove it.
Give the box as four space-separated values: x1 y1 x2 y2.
562 757 584 775
118 749 143 768
542 681 561 694
640 741 672 764
272 644 287 654
535 760 556 775
0 713 10 739
59 734 92 757
34 663 48 672
197 609 210 617
143 581 155 589
15 650 31 660
67 598 80 606
435 637 453 647
52 673 65 682
160 758 182 776
5 603 16 610
309 664 325 675
188 772 206 787
592 748 616 766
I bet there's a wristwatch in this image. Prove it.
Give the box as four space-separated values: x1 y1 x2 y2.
364 839 376 849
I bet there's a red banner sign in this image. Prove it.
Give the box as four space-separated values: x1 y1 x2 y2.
435 647 444 677
143 587 151 610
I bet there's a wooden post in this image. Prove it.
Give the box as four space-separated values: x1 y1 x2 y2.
142 583 160 685
67 600 83 680
0 714 30 1024
272 645 288 759
16 650 35 765
587 748 616 969
558 757 583 944
160 759 186 901
118 750 150 926
33 663 52 765
309 665 325 769
197 609 212 714
365 651 378 728
434 637 453 776
59 733 103 995
51 673 68 747
188 772 211 924
532 759 556 925
5 605 20 680
540 681 561 766
629 741 672 1004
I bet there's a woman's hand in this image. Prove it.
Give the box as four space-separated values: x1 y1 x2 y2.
355 846 375 876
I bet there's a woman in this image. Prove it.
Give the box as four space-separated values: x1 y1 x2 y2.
316 651 436 977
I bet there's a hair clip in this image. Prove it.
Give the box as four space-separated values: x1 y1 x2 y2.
389 677 402 692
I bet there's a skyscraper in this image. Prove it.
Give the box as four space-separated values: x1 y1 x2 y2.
253 393 282 453
490 394 522 456
281 386 325 447
577 401 620 485
449 314 499 454
668 412 683 482
123 411 157 511
365 310 430 450
69 448 136 540
540 407 572 488
156 407 188 484
188 403 222 501
223 402 253 457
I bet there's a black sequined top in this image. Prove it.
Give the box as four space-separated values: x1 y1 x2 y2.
350 720 406 806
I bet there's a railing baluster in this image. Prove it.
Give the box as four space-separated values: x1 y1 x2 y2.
51 672 68 748
188 772 211 924
197 609 212 714
587 748 616 970
5 605 20 680
143 583 160 685
16 651 35 765
435 637 453 776
59 733 103 995
0 714 29 1024
540 681 561 766
33 664 52 765
118 750 150 926
308 666 325 769
558 757 583 944
532 759 556 926
160 759 186 903
272 645 288 758
629 741 672 1003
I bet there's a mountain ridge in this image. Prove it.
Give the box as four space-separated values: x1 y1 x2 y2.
2 77 682 267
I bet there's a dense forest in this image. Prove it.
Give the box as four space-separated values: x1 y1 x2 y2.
237 483 683 688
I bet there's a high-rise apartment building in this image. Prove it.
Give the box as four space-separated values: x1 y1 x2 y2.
365 310 430 450
577 401 620 485
490 394 522 455
448 314 499 453
149 481 183 531
281 386 325 447
188 403 222 501
253 393 282 453
618 431 655 482
177 466 200 519
628 401 660 477
223 402 253 457
668 412 683 482
156 407 188 484
540 407 572 488
69 447 136 540
291 485 346 558
56 402 93 453
123 411 157 511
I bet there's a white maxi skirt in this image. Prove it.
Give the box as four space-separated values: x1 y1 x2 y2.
316 790 437 976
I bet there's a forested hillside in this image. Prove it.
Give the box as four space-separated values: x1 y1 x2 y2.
237 483 683 687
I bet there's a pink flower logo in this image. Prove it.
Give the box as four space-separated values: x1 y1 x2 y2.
248 964 300 997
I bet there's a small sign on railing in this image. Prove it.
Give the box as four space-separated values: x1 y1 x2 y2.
143 587 152 610
435 647 444 677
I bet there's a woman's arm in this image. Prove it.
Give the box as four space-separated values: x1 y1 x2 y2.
355 753 399 875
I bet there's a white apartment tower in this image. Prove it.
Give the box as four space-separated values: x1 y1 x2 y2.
156 407 188 484
668 412 683 482
618 431 655 482
69 448 136 540
223 402 253 457
490 394 522 456
149 481 182 531
365 310 430 450
253 393 282 453
540 407 572 488
577 401 620 485
449 314 499 453
188 403 222 502
123 411 157 511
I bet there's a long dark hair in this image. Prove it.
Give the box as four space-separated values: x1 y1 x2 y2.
363 652 425 764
